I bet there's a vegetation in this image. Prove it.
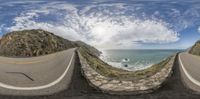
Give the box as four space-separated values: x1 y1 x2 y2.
79 47 172 80
0 29 101 57
189 40 200 56
0 29 76 57
75 41 101 57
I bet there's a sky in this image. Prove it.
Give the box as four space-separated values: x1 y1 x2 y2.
0 0 200 50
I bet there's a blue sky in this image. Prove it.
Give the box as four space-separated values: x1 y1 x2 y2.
0 0 200 49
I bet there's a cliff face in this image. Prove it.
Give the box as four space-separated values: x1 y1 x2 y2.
0 29 100 57
189 40 200 56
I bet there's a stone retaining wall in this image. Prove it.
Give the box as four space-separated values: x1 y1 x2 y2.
78 51 175 95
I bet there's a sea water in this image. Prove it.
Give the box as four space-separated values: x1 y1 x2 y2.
100 49 183 71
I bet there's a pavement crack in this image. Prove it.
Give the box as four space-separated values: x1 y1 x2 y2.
6 72 34 81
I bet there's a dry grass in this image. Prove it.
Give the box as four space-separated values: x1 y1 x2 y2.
189 40 200 56
0 29 75 57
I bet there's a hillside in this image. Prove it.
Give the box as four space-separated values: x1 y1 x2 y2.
189 40 200 56
75 41 101 57
0 29 100 57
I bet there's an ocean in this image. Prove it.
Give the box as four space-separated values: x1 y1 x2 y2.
100 49 184 71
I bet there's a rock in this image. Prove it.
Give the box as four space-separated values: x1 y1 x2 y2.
109 80 120 84
100 84 114 89
124 64 128 67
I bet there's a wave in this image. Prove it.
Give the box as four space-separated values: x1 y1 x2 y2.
99 51 159 71
107 61 153 71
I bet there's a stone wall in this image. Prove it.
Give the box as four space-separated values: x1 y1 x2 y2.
78 51 175 95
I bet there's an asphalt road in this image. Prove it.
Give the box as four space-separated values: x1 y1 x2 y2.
0 53 198 99
179 52 200 93
0 52 200 99
0 48 76 96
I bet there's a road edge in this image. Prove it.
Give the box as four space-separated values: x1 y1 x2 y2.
178 53 200 94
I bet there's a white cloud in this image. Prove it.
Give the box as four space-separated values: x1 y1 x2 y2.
90 0 115 3
79 17 179 49
7 2 180 49
198 27 200 33
0 24 5 34
0 0 45 7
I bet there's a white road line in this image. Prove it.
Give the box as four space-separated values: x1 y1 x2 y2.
0 51 75 90
179 54 200 87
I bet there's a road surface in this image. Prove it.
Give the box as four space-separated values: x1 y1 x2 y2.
0 52 200 98
179 52 200 93
0 48 76 96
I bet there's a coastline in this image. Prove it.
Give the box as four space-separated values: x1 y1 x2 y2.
99 49 180 71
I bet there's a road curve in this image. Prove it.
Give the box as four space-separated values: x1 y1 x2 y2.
179 52 200 93
0 48 76 96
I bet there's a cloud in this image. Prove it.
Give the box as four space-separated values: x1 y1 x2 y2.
198 27 200 33
0 0 45 6
90 0 115 3
7 2 180 49
0 24 5 35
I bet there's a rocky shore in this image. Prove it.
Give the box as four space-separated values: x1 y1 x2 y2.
78 51 175 95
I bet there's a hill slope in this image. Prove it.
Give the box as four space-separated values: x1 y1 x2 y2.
75 41 102 57
189 40 200 56
0 29 100 57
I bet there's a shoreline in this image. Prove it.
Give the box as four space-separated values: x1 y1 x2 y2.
99 50 179 71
